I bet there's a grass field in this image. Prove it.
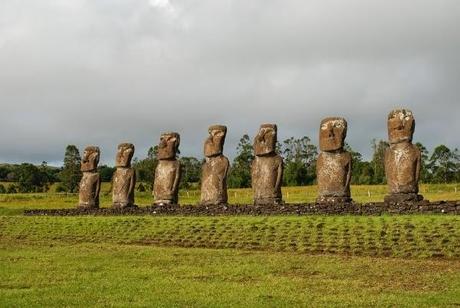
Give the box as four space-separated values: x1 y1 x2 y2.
1 184 460 306
1 243 459 307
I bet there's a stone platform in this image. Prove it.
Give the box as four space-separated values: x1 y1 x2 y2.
24 200 460 216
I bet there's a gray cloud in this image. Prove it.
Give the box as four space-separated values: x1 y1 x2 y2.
1 0 459 165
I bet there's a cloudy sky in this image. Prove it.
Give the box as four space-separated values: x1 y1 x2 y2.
1 0 459 166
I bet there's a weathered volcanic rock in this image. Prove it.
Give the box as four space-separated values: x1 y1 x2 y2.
25 201 460 216
112 143 136 208
384 109 423 203
153 132 181 205
201 125 229 205
78 146 101 209
251 124 283 205
316 117 352 204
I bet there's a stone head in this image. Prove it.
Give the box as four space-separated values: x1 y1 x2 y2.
115 143 135 167
387 109 415 144
81 146 100 172
319 117 347 152
254 124 278 156
157 132 180 160
204 125 227 157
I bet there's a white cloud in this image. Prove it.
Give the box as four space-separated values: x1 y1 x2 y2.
0 0 459 165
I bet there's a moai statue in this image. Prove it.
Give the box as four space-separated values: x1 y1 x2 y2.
201 125 230 205
316 117 352 204
112 143 136 208
153 132 181 205
78 146 101 208
251 124 283 205
384 109 423 203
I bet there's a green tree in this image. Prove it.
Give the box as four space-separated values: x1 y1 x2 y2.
415 142 430 183
16 163 51 193
40 161 59 185
281 136 317 186
228 134 254 188
428 145 460 183
179 157 202 189
99 165 116 182
344 143 370 184
370 139 388 184
59 145 82 193
7 184 18 194
133 146 158 190
0 165 10 180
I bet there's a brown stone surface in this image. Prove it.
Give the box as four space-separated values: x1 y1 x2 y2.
201 125 229 205
204 125 227 157
112 143 136 208
251 124 283 205
153 132 181 205
316 117 352 204
78 146 101 208
384 193 423 204
384 109 423 203
157 132 180 160
26 200 460 216
80 146 100 172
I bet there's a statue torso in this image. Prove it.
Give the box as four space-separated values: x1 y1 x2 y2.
317 151 351 197
252 155 283 198
154 160 180 199
385 142 420 194
112 168 135 204
201 155 229 204
79 172 100 206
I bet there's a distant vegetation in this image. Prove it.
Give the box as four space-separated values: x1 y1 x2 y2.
0 136 458 194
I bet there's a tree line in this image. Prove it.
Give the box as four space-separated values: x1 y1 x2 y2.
0 137 458 194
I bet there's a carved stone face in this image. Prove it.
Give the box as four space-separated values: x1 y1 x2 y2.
254 124 277 156
157 132 180 160
115 143 135 168
81 146 100 172
319 117 347 152
387 109 415 144
204 125 227 157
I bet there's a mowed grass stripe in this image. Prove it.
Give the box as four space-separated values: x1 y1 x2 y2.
1 215 459 258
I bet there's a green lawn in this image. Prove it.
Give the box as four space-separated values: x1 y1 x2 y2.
1 243 460 307
1 185 459 306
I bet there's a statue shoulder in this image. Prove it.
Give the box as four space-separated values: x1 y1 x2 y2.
275 154 283 164
222 155 230 166
343 151 352 161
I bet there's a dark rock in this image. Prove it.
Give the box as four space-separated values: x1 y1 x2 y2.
24 200 460 216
